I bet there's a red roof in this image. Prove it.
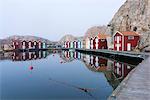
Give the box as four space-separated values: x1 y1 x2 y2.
97 33 110 39
119 31 140 36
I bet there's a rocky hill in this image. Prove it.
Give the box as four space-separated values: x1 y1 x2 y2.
84 26 107 39
59 34 83 45
107 0 150 51
0 35 52 49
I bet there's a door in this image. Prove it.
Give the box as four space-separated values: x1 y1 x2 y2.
127 43 131 51
116 44 120 51
96 38 99 49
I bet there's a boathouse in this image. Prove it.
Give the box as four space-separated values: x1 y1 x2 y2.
13 40 22 50
38 41 42 49
90 37 94 49
73 41 77 48
12 40 47 50
22 40 27 49
64 40 82 49
85 33 109 50
85 38 91 49
64 41 70 48
114 31 140 51
28 41 33 49
70 41 74 48
93 33 109 49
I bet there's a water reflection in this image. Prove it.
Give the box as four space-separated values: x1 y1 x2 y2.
0 50 136 99
60 51 135 89
0 50 135 89
11 51 49 61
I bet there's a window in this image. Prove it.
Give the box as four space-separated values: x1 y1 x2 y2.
101 39 105 42
115 36 117 41
128 36 134 40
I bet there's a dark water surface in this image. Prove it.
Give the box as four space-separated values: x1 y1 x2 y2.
0 50 136 100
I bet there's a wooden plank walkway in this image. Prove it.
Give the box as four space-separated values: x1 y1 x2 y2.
109 56 150 100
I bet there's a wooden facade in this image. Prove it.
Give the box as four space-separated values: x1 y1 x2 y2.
114 31 140 51
85 33 109 50
12 40 47 51
64 41 82 49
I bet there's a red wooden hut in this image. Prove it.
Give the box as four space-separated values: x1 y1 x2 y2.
93 33 109 49
12 40 22 50
114 31 140 51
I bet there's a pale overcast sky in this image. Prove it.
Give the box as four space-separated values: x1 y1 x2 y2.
0 0 126 41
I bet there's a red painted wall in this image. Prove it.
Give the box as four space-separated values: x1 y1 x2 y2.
93 38 96 49
124 36 139 51
98 39 108 49
13 40 22 50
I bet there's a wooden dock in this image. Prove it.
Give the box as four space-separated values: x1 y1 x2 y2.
75 48 149 65
108 56 150 100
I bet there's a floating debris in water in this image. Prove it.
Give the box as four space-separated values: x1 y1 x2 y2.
49 78 97 100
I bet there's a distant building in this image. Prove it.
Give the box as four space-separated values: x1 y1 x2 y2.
12 40 47 51
94 33 110 49
113 31 140 51
85 33 110 49
85 38 90 49
64 40 82 49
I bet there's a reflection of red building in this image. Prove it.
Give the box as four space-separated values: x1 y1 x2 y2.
12 51 46 61
94 57 108 71
113 62 133 78
73 52 78 59
114 31 140 51
84 55 108 71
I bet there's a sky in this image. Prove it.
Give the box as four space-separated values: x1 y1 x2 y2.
0 0 126 41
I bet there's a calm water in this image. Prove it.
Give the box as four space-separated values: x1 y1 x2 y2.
0 50 136 100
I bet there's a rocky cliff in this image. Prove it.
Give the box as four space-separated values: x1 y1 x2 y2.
107 0 150 51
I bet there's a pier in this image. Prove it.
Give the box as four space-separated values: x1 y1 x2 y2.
75 48 149 65
109 56 150 100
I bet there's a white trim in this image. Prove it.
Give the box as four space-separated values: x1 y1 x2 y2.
113 31 123 37
122 35 124 51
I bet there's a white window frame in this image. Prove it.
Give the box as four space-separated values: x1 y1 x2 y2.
128 36 134 40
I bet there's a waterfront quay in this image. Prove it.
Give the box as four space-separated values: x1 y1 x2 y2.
109 56 150 100
75 48 148 65
63 48 150 99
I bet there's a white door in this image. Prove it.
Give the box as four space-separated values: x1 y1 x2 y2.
116 44 120 51
127 43 131 51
